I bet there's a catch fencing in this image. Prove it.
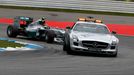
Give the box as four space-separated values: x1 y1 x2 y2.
0 0 134 13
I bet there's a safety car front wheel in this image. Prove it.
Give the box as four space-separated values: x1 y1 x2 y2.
63 37 74 54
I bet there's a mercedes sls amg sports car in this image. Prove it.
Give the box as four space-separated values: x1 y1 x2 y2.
63 18 119 57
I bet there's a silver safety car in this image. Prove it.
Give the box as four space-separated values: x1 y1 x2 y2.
63 18 119 57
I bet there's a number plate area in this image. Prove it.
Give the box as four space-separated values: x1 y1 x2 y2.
88 47 101 51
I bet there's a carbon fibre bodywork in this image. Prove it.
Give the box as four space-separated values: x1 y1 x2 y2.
7 16 65 43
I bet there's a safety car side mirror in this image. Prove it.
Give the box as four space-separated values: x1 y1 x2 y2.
112 31 117 34
66 26 71 29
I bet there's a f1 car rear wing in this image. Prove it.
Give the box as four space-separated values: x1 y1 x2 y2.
14 16 33 26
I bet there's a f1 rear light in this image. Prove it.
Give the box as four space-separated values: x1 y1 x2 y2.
20 20 26 25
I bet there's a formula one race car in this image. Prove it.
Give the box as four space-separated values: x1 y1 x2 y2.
63 17 119 57
7 16 65 43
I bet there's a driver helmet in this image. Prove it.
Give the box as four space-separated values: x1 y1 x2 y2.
41 17 46 21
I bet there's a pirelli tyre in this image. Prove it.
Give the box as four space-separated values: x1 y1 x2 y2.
63 36 74 54
45 30 55 43
7 25 18 38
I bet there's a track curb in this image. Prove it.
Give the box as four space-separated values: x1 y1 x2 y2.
0 38 43 51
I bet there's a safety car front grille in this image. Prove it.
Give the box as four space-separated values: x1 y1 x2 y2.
82 41 109 49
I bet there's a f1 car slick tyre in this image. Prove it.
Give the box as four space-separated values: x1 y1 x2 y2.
45 30 55 43
7 25 18 38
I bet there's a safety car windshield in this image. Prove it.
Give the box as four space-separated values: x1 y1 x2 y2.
73 23 110 34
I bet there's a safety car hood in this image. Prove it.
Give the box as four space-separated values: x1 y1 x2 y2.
71 31 118 44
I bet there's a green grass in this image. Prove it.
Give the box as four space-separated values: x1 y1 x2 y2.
0 5 134 17
0 40 25 48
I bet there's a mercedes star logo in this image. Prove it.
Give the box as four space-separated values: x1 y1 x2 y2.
93 42 98 48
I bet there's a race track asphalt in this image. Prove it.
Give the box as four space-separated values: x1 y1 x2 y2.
0 8 134 75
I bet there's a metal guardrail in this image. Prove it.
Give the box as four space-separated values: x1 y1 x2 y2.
0 0 134 13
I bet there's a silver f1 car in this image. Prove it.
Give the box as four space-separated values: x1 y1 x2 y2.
7 16 65 43
63 18 119 57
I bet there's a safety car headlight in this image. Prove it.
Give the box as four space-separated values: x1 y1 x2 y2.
111 41 117 45
72 35 79 42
